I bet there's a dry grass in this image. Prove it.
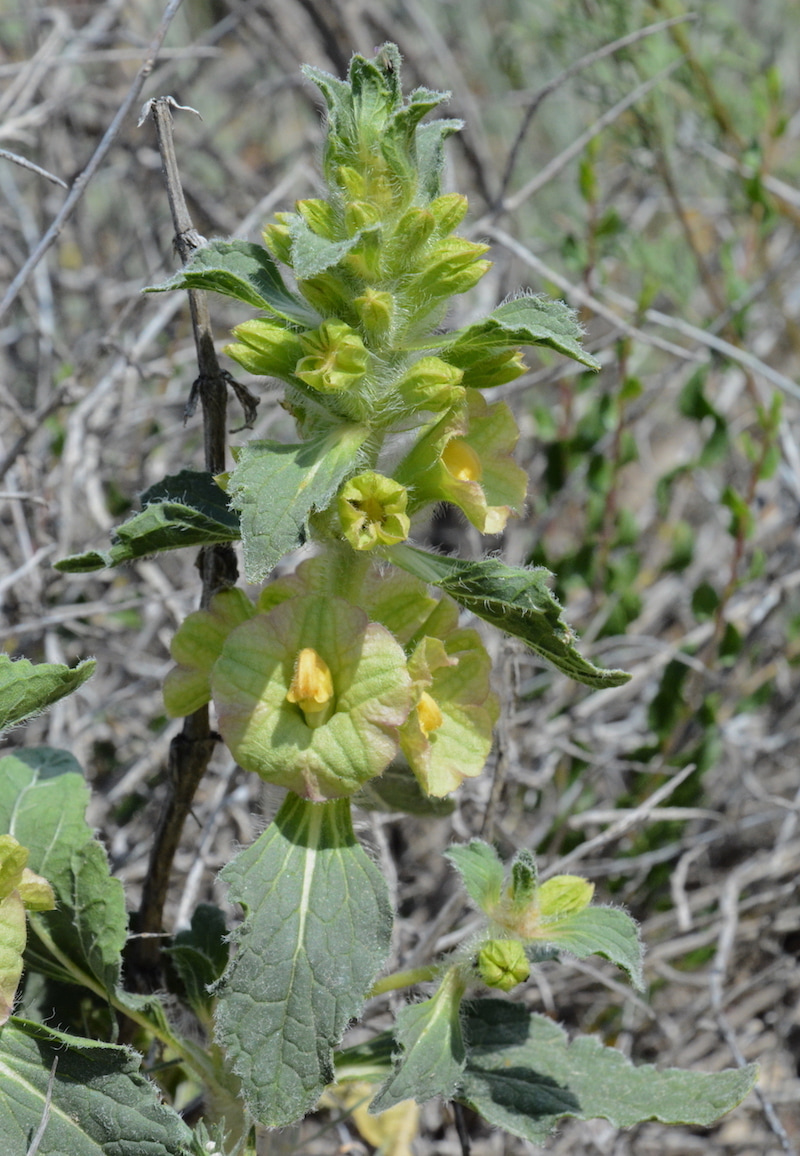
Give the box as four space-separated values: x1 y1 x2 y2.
3 1 800 1153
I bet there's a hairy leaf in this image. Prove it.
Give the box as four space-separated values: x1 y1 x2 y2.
532 905 643 989
0 1017 192 1156
445 295 601 370
289 216 361 279
371 970 466 1112
145 238 317 326
228 426 368 582
387 545 630 689
0 656 95 734
459 1000 757 1143
215 795 392 1127
444 841 504 909
55 470 240 572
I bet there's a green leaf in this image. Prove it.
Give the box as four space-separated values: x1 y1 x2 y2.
165 904 229 1018
55 470 240 572
441 295 601 371
371 969 467 1113
444 841 504 909
352 762 455 817
387 545 630 690
144 238 318 326
0 750 127 997
228 426 369 582
0 656 95 734
459 1001 757 1143
533 905 643 989
0 1017 192 1156
214 795 392 1127
289 216 361 279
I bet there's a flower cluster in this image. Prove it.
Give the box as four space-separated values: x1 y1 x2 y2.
163 46 598 801
222 44 529 539
164 558 497 801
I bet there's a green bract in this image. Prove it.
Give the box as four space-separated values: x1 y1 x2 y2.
211 594 413 800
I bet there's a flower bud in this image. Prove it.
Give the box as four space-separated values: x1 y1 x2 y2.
394 356 464 412
477 939 530 992
224 319 304 381
262 216 293 264
297 273 359 323
297 198 339 239
344 200 381 235
353 289 394 342
408 237 491 303
296 321 369 393
338 471 410 550
381 207 435 278
429 193 469 236
336 166 366 200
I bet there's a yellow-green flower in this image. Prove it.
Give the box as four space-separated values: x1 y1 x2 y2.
395 391 528 533
398 629 499 797
295 321 369 393
338 471 410 550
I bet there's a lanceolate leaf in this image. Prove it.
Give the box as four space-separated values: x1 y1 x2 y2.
214 795 392 1128
0 750 127 997
0 655 95 734
458 1000 757 1144
387 545 630 690
371 969 467 1113
145 238 318 326
55 470 240 572
228 425 369 582
444 295 601 371
532 905 643 990
0 1018 192 1156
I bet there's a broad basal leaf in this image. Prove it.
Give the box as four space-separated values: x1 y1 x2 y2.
371 969 467 1113
228 425 368 582
0 655 95 734
444 294 601 371
387 544 630 690
459 1000 757 1144
0 1017 192 1156
55 470 240 572
145 238 318 326
0 750 126 997
214 795 392 1128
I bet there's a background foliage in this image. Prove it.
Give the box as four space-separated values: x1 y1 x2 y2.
2 0 800 1152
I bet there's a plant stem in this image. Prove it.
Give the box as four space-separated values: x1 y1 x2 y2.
369 965 440 996
29 915 221 1088
126 96 239 988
